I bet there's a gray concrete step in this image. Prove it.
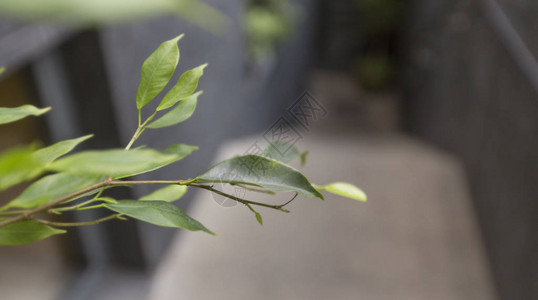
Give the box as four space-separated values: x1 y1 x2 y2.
148 132 497 300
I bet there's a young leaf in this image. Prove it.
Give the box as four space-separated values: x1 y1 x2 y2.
147 91 201 129
139 185 187 203
246 203 263 226
255 212 263 225
0 105 51 125
300 150 309 166
196 155 323 199
3 173 101 209
105 200 214 234
0 221 65 246
136 34 183 109
315 182 367 202
33 134 93 165
157 63 207 111
0 145 43 191
48 147 196 178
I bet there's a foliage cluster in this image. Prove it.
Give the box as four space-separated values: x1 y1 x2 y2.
0 36 365 246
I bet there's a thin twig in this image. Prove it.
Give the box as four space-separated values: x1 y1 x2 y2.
230 183 276 195
275 193 298 209
0 178 293 227
0 179 112 227
190 184 291 213
0 209 30 216
35 214 122 227
0 178 191 227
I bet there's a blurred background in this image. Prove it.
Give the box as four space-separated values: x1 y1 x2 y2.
0 0 536 299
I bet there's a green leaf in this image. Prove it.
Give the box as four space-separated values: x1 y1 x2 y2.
0 105 51 125
48 146 196 178
147 91 201 129
139 185 187 202
0 135 92 191
245 203 263 226
315 182 367 202
161 143 198 158
157 63 207 111
105 200 214 234
263 141 301 164
0 221 65 246
196 154 323 199
263 141 308 166
255 212 263 225
136 34 183 109
0 145 43 191
0 67 4 75
3 173 101 209
300 150 309 166
0 1 230 35
33 134 93 165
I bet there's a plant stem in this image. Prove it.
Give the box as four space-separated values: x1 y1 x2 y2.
35 214 122 227
190 184 291 213
108 180 189 186
77 204 105 211
0 180 111 227
125 127 142 150
0 209 30 216
231 183 276 195
0 179 191 226
50 198 100 213
0 178 292 227
125 111 156 151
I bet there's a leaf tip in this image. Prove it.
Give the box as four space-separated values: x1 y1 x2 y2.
81 134 95 141
171 34 185 44
205 228 217 236
255 213 263 226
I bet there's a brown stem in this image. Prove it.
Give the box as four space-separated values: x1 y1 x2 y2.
0 178 291 227
0 179 111 227
190 183 291 213
0 179 191 227
275 193 298 209
35 214 122 227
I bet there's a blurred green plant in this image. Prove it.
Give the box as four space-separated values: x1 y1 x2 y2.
353 0 405 91
0 36 366 246
355 0 405 35
354 54 395 91
0 0 228 34
245 0 296 62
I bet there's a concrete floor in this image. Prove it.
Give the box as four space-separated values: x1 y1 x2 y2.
147 73 498 300
0 237 70 300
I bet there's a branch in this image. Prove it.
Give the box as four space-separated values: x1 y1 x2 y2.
190 183 291 213
0 178 192 227
0 178 291 227
275 193 298 209
0 179 111 227
35 214 123 227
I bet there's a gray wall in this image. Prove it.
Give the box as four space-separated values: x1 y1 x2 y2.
404 0 538 299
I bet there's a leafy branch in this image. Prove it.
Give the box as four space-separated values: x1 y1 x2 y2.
0 35 366 246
